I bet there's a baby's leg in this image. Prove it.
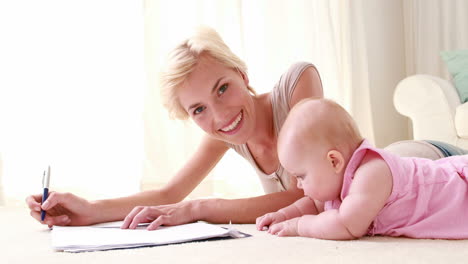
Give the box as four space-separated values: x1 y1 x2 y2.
384 140 444 160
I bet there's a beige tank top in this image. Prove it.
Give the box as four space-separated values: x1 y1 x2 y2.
227 62 316 194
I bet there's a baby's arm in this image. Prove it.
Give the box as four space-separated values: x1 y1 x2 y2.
256 196 320 230
270 151 393 239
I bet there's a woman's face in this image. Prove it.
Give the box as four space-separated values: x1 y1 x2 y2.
178 54 256 145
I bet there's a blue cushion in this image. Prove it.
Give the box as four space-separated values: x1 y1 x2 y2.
440 50 468 103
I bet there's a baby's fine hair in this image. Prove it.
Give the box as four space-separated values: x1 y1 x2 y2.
291 98 363 151
160 26 256 120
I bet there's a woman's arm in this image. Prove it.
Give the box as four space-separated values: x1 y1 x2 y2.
27 134 229 226
123 180 305 230
193 186 305 224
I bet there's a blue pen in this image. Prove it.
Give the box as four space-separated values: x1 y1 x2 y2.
41 166 51 221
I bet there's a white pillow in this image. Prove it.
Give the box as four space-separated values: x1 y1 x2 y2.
455 102 468 138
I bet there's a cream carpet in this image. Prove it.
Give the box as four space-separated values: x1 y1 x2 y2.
3 207 468 264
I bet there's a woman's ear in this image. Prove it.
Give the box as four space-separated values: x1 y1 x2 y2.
327 150 345 174
237 68 249 86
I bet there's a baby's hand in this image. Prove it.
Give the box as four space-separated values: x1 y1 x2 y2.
268 218 299 237
255 211 287 231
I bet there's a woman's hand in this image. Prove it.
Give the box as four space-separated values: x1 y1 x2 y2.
255 211 288 231
25 192 95 227
268 217 300 237
121 201 196 230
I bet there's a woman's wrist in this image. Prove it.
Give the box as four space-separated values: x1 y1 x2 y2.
87 199 110 224
190 198 215 222
89 198 128 224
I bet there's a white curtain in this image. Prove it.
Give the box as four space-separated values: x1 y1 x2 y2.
0 157 4 205
404 0 468 78
340 0 410 147
0 0 145 205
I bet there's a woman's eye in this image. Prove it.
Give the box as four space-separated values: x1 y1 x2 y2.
193 106 205 115
218 84 228 95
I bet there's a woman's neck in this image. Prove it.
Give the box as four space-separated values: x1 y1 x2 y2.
247 93 276 147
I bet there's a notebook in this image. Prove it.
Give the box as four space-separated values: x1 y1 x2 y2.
51 221 249 253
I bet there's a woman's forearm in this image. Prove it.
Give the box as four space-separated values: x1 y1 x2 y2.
89 188 179 223
86 185 303 225
193 189 304 224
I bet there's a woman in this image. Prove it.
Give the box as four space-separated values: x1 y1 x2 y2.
25 27 455 229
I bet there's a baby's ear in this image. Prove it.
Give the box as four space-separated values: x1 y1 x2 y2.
327 150 345 173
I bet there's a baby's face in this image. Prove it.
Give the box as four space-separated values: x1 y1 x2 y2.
279 140 335 201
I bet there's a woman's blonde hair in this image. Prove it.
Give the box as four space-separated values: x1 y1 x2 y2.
160 26 256 120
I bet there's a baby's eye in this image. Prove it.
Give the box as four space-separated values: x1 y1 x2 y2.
217 84 228 95
193 106 206 115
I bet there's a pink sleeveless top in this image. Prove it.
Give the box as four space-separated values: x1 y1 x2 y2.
325 140 468 239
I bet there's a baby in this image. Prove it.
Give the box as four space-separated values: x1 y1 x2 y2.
256 98 468 240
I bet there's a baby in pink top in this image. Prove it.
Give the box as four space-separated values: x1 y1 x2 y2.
256 98 468 240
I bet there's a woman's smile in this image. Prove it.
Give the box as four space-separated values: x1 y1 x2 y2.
219 110 244 135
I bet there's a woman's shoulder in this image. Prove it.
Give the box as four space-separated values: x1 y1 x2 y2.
272 61 320 107
280 62 316 84
287 61 316 72
274 62 314 91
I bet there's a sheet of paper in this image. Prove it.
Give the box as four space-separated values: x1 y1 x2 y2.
87 220 149 228
51 222 248 253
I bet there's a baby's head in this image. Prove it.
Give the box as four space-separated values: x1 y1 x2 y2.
278 98 363 201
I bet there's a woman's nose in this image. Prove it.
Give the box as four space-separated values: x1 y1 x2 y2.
211 101 229 123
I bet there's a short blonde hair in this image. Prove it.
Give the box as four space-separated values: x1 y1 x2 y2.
160 26 256 120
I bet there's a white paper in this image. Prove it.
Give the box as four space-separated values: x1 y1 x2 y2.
86 220 149 228
51 222 247 253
